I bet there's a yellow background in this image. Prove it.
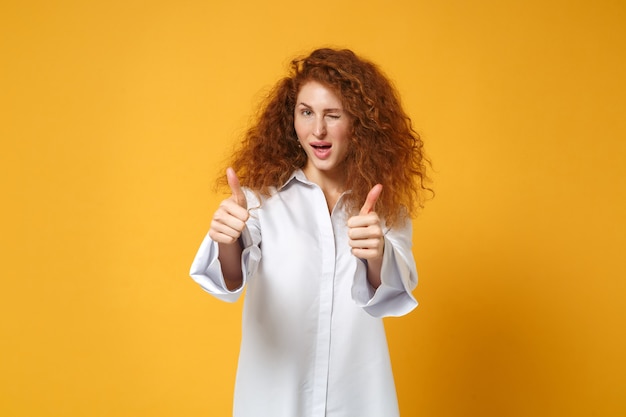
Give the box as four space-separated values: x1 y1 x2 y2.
2 0 625 416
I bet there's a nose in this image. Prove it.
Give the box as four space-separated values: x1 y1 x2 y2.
313 117 326 137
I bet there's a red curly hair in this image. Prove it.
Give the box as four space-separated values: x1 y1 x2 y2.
222 48 431 227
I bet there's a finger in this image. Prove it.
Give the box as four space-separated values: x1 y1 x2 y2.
226 167 247 209
349 237 380 249
209 201 249 244
347 212 380 228
213 208 248 233
219 199 250 223
210 219 245 240
348 224 382 240
209 229 241 245
359 184 383 215
350 246 383 260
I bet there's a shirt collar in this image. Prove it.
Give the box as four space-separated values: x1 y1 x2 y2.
278 169 352 199
278 169 313 190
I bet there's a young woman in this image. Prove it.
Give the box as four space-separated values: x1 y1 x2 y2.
190 48 430 417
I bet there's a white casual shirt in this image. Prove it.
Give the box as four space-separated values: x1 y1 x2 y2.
190 170 418 417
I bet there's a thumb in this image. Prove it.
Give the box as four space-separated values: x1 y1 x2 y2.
359 184 383 215
226 167 247 209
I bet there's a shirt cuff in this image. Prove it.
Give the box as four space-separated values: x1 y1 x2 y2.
351 236 418 318
189 227 259 303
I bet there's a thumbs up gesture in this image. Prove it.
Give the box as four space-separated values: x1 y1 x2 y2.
208 168 250 245
347 184 385 260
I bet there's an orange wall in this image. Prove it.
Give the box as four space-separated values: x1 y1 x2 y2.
1 1 625 416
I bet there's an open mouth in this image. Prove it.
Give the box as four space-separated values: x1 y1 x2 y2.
310 143 332 159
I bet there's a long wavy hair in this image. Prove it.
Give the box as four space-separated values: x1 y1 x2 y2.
222 48 431 227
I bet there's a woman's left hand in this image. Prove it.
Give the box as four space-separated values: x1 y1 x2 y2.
347 184 385 261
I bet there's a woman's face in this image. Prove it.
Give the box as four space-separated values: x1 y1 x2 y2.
294 80 352 183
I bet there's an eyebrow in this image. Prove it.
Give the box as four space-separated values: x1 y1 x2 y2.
297 102 343 112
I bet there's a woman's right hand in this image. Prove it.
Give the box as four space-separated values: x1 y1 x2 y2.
208 168 249 245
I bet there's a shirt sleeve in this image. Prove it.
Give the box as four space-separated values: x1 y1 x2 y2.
189 190 262 303
351 219 418 318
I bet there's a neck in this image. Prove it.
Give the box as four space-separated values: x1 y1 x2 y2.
302 166 346 212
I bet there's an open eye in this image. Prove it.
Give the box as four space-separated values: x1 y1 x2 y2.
300 109 312 117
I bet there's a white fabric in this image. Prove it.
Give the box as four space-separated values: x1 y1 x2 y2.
190 170 418 417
